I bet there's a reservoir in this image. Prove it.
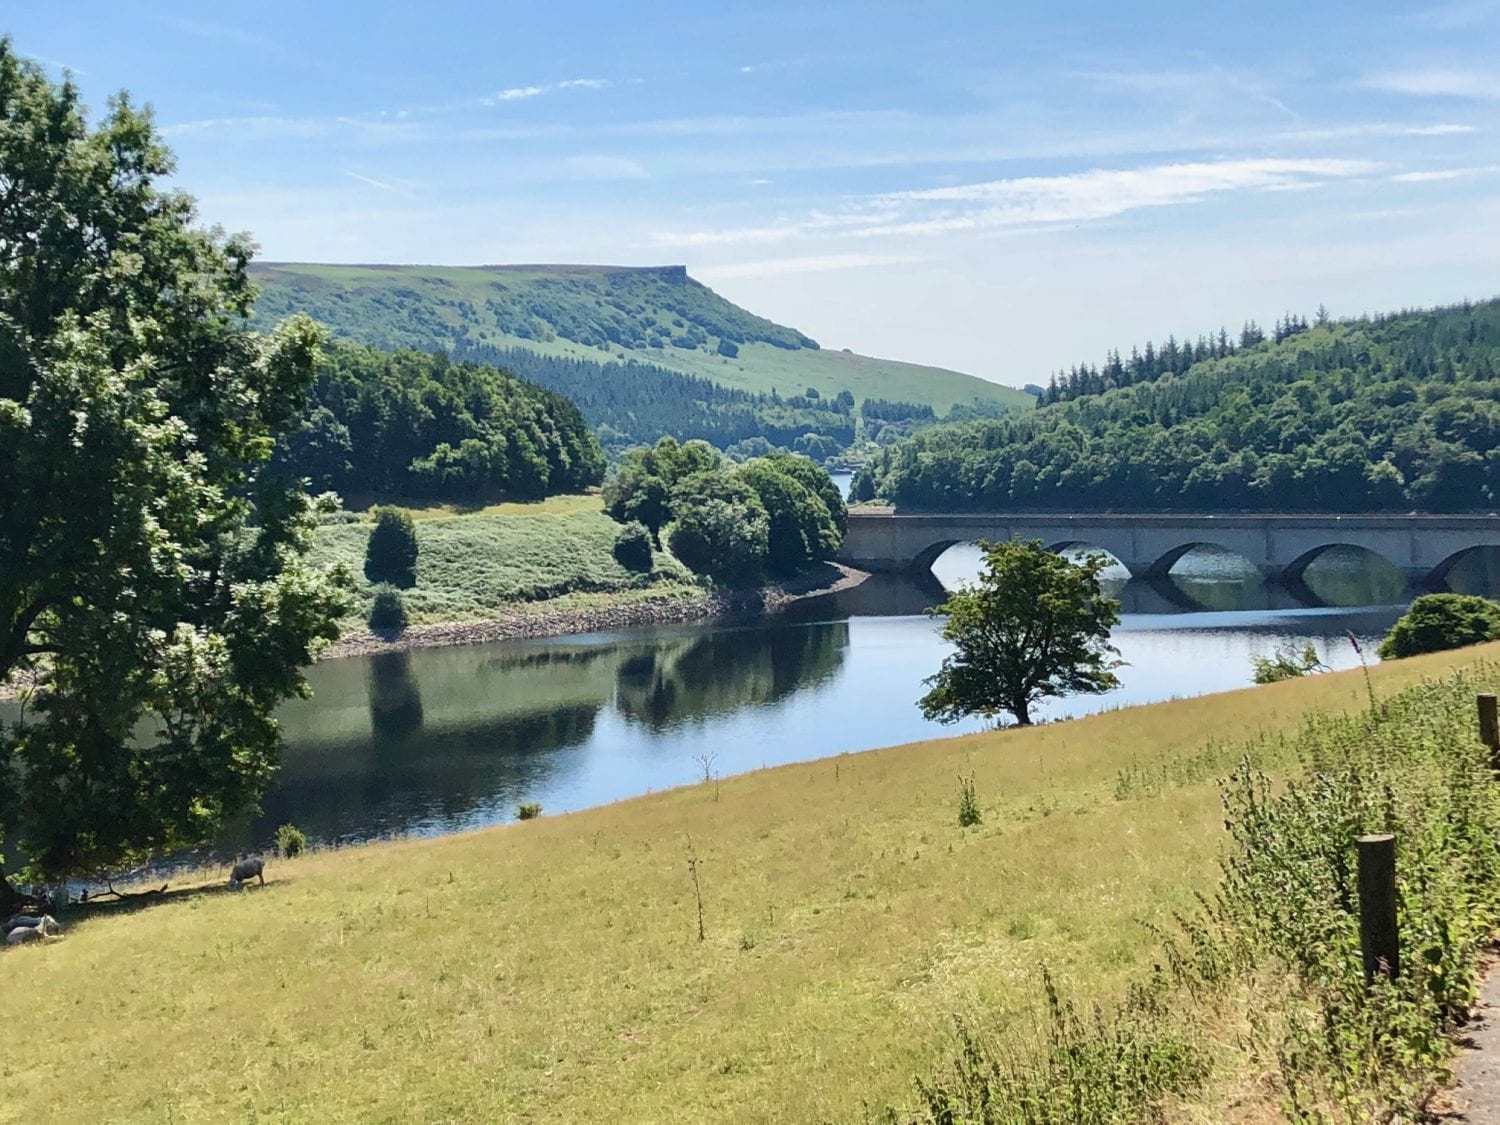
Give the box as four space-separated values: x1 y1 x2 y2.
204 545 1498 854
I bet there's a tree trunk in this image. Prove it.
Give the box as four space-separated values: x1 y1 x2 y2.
0 872 26 915
1013 700 1032 726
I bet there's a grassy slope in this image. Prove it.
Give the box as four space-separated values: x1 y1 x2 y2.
5 644 1496 1122
312 493 699 626
248 262 1032 415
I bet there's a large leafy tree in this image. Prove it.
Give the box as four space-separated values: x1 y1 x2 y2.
919 540 1121 727
0 43 349 901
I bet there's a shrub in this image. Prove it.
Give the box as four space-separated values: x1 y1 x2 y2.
1378 593 1500 659
956 772 981 827
368 584 408 635
274 823 307 858
1250 642 1327 684
716 338 739 358
666 470 770 583
516 802 542 820
612 521 654 572
364 506 419 588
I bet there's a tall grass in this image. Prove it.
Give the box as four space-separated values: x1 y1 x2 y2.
898 665 1500 1122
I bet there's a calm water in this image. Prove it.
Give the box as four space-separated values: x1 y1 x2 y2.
199 543 1496 854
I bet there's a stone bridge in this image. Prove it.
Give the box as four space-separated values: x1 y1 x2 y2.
838 510 1500 586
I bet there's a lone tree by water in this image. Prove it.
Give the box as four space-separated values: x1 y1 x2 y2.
0 42 349 904
365 506 420 588
919 540 1121 727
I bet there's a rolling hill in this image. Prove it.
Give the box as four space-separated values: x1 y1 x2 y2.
247 263 1031 426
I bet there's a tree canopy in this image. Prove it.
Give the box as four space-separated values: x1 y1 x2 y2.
1377 594 1500 659
0 42 349 894
918 540 1121 726
855 299 1500 512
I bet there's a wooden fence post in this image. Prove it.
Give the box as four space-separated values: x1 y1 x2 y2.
1479 694 1500 773
1357 833 1398 984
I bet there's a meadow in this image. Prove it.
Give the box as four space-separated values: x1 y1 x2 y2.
4 642 1496 1122
310 493 703 628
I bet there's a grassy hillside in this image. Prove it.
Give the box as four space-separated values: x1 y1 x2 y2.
311 494 700 629
6 643 1495 1121
248 262 1031 416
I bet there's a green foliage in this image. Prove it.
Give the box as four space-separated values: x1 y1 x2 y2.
275 823 308 858
612 521 654 572
272 343 605 503
863 300 1500 512
736 457 840 575
666 471 770 584
368 585 409 635
365 507 419 588
1250 642 1328 684
1378 592 1500 658
0 42 350 885
956 773 981 827
516 802 542 821
604 436 721 543
919 541 1122 726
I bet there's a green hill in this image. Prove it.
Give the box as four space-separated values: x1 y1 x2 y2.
856 297 1500 512
248 263 1030 429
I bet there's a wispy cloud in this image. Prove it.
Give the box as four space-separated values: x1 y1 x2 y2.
1389 164 1500 181
653 157 1380 248
562 154 649 180
1077 67 1300 119
482 78 610 105
1274 121 1477 142
344 170 417 195
1364 67 1500 99
698 253 923 279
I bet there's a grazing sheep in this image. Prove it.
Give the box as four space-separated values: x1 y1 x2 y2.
3 914 59 936
228 856 265 889
4 920 54 946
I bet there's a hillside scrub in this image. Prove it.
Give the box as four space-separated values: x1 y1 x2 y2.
855 298 1500 511
4 644 1494 1121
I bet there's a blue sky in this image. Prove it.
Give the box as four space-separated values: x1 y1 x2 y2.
10 1 1500 383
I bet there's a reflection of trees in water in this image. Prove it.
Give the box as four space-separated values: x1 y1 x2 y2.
368 651 424 740
235 700 601 851
614 622 850 731
1443 547 1500 597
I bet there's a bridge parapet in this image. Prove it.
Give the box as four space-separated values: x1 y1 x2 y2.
838 510 1500 585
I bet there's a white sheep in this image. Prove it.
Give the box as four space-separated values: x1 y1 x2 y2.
3 913 59 936
4 919 56 946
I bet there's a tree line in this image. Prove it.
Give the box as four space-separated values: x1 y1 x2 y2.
271 343 606 503
855 297 1500 512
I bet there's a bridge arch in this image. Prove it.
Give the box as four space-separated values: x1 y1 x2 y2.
1429 545 1500 591
1139 541 1270 581
1283 542 1407 582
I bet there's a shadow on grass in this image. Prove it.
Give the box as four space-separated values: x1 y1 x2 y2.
63 876 290 925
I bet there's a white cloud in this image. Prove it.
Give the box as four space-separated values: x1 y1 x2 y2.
557 78 610 90
563 155 649 180
1364 67 1500 99
1274 121 1477 142
653 158 1379 248
483 78 610 105
490 85 546 103
1389 164 1500 181
344 171 416 195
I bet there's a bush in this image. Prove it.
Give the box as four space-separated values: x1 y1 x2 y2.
1250 642 1327 684
274 823 307 858
368 584 408 635
365 506 419 588
666 470 770 583
1378 593 1500 658
956 772 981 827
612 521 654 572
516 802 542 820
716 338 739 358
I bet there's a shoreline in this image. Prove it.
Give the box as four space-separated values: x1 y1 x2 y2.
322 562 871 659
0 566 872 700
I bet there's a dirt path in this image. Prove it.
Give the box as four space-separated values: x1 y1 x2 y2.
1437 956 1500 1120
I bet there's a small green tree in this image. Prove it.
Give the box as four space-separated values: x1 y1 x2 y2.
919 540 1122 727
1250 643 1327 684
365 507 419 588
1378 593 1500 659
612 521 654 572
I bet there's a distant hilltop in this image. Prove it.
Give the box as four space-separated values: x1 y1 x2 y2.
247 261 1030 420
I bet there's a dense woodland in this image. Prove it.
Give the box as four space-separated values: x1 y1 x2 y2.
458 343 858 452
271 343 605 502
854 298 1500 512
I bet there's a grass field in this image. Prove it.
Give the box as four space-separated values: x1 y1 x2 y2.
248 262 1031 414
311 493 700 626
6 643 1496 1122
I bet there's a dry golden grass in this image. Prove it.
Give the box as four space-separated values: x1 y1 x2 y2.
4 644 1495 1123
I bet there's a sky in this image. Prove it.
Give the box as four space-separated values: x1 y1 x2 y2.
10 1 1500 385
